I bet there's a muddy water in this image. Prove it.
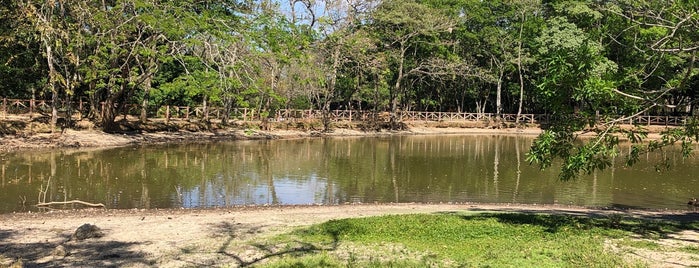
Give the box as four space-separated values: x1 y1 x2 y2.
1 135 698 213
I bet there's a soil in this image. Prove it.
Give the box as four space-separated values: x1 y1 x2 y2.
0 119 546 152
0 119 693 267
0 116 677 153
1 204 698 267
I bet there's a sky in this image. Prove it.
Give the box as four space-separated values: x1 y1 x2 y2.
273 0 329 26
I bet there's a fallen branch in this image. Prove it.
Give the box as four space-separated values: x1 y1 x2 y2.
36 200 106 208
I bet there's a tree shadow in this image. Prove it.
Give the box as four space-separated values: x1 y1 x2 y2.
180 210 699 266
183 221 340 267
0 120 27 136
447 210 699 268
446 210 699 239
0 230 152 267
0 229 14 242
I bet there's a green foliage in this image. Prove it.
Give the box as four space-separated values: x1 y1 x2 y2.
1 0 698 178
533 15 618 116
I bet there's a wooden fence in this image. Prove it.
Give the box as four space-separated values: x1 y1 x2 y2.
0 98 694 126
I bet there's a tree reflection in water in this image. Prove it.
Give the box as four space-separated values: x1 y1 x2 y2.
1 135 699 213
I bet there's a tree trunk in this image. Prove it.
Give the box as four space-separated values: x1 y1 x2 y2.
101 84 127 133
140 75 152 123
45 41 59 131
102 97 118 132
516 16 525 124
261 97 271 131
222 96 232 125
88 81 100 120
372 74 381 127
201 95 208 123
63 94 72 132
322 48 341 132
390 44 407 129
496 68 504 123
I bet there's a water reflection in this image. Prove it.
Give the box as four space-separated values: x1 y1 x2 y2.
1 135 698 213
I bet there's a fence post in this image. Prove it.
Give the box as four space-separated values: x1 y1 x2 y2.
185 107 190 120
2 98 6 120
165 106 170 124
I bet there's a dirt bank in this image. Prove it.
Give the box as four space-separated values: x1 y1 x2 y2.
2 116 681 153
1 203 698 267
0 121 543 152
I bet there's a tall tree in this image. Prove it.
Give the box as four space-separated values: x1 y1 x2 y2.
512 0 542 123
527 0 699 180
370 0 454 127
0 0 44 99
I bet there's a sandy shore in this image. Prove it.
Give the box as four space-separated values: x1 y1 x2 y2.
0 124 543 152
1 203 698 267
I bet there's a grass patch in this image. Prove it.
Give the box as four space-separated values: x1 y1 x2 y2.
259 212 672 267
679 245 699 255
617 239 662 250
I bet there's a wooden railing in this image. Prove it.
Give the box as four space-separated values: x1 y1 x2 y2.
0 98 694 126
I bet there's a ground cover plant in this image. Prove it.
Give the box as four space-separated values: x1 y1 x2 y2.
258 212 699 267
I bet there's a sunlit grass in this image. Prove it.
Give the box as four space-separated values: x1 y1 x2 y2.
679 245 699 255
258 212 669 267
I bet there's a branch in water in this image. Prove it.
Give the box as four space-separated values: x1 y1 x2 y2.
36 200 106 208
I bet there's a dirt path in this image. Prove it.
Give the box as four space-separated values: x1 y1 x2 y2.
1 203 697 267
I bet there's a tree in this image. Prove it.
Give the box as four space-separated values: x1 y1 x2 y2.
186 1 255 125
527 0 699 180
511 0 542 123
17 0 82 129
0 0 44 99
305 0 379 131
248 1 311 130
370 0 455 127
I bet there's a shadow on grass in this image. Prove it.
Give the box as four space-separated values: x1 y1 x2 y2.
0 238 150 268
184 221 340 267
442 209 699 239
187 210 699 267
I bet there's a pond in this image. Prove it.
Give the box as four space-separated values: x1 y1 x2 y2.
1 135 697 213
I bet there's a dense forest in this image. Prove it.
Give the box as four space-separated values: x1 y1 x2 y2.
1 0 696 127
1 0 697 178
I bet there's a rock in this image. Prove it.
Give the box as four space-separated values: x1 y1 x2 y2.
72 223 103 241
52 245 69 258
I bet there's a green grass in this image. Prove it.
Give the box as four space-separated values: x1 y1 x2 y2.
617 239 662 251
253 212 697 267
679 245 699 254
